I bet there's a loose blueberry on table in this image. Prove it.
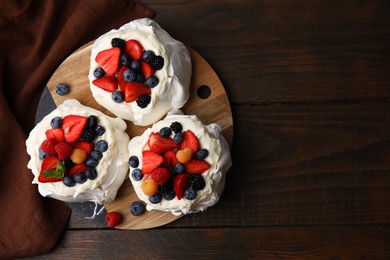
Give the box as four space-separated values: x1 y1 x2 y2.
92 37 165 108
129 122 211 202
38 114 108 187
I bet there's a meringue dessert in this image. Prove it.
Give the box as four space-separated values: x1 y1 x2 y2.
128 112 231 215
88 18 192 126
26 99 130 204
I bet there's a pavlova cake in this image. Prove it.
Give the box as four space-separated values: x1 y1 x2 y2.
128 111 231 215
26 99 129 204
88 18 192 126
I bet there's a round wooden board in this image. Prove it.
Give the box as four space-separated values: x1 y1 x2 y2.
46 41 233 229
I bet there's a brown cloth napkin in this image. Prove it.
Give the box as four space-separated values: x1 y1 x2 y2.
0 0 154 258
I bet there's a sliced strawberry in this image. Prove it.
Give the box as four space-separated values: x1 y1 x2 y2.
62 115 88 143
40 138 58 155
92 76 118 92
39 156 63 183
45 128 65 143
140 61 155 78
173 174 189 200
38 175 63 183
117 66 128 91
148 132 178 154
95 47 121 75
142 150 163 174
125 40 144 60
164 150 179 168
73 141 94 154
185 160 211 174
179 130 200 154
124 82 151 103
150 167 171 185
40 156 61 173
69 163 87 176
54 142 73 160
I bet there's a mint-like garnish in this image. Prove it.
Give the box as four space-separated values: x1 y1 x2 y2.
41 162 65 178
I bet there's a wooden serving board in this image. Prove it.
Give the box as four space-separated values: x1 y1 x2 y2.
46 41 233 229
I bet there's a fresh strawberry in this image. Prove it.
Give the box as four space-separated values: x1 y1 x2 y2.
140 61 155 78
45 128 65 143
148 132 178 154
92 76 118 92
40 156 61 172
40 138 58 155
150 167 171 185
39 156 64 183
163 150 179 168
173 174 189 200
125 40 144 60
185 160 211 174
179 130 200 153
124 82 151 103
54 142 73 160
105 211 123 228
95 47 121 75
62 115 88 143
38 175 63 183
142 150 163 174
117 66 128 91
73 141 94 154
69 163 87 176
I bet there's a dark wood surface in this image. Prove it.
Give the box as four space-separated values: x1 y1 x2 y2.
34 1 390 258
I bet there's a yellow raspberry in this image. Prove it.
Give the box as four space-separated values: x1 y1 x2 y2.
176 148 193 163
142 178 158 196
70 148 88 164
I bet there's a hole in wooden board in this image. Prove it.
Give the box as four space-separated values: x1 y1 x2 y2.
197 85 211 99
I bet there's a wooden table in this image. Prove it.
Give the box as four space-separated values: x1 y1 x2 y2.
33 1 390 258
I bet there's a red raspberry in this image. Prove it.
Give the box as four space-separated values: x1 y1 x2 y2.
150 167 171 185
54 142 73 160
41 138 58 155
105 212 123 228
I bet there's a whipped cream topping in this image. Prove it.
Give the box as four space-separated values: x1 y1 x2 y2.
26 99 130 205
128 112 232 215
88 18 192 126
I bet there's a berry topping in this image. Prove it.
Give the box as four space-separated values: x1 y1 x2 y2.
130 60 141 72
142 177 158 196
150 167 171 185
196 149 209 160
170 122 183 134
123 69 136 82
159 127 172 137
179 130 200 154
112 90 125 103
149 193 162 204
150 55 164 70
185 160 211 174
173 132 184 144
173 173 189 200
70 148 88 164
50 116 62 128
125 39 144 60
120 53 131 66
174 163 186 174
95 126 106 136
131 168 143 181
63 176 76 187
38 156 65 183
142 50 156 62
163 150 179 168
69 163 87 177
105 212 123 228
95 140 108 152
74 173 87 184
73 141 94 154
129 155 139 168
130 201 146 216
93 67 105 78
124 82 151 103
45 128 65 143
111 37 126 49
140 61 155 78
95 47 121 75
81 127 97 142
87 115 98 128
176 148 193 164
148 132 178 154
136 94 151 108
55 83 70 96
41 138 57 155
62 115 88 143
142 150 163 174
85 167 98 180
86 157 98 167
54 142 73 160
90 150 103 161
92 76 118 92
189 174 206 190
145 76 159 88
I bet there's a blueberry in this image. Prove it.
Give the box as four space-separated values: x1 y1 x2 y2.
95 126 106 136
86 157 98 167
123 69 136 82
173 132 184 144
73 173 87 184
149 193 162 204
130 201 146 216
129 156 139 168
196 149 209 160
63 176 76 187
120 53 131 66
145 76 159 88
90 150 103 161
130 60 141 72
93 67 105 78
50 116 62 128
95 140 108 152
162 189 176 201
184 188 197 200
87 115 98 128
159 127 172 137
131 169 143 181
174 163 185 174
55 83 70 96
142 50 156 62
136 72 145 82
112 90 125 103
85 167 97 180
39 149 48 160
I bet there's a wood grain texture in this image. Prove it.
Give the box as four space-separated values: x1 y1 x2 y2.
32 226 390 259
46 41 233 229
